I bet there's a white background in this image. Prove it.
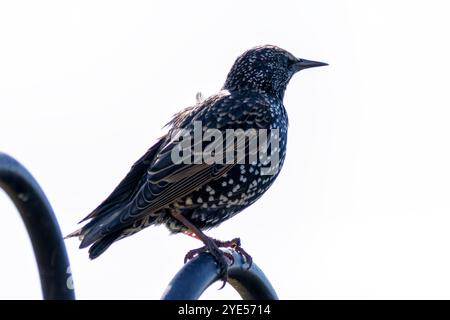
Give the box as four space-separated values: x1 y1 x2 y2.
1 0 450 299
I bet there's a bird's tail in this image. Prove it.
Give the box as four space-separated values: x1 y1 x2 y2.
64 208 124 256
65 207 158 259
64 228 83 240
64 214 123 259
88 231 122 259
65 215 124 259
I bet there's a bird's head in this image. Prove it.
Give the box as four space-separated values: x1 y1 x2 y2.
223 45 327 99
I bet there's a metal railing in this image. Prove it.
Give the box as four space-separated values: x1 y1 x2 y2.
162 249 278 299
0 152 74 299
0 152 278 300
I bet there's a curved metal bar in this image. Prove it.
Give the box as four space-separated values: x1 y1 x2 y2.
0 152 75 300
161 249 278 300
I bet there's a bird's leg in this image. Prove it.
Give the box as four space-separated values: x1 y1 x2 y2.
182 230 234 262
171 212 230 287
182 230 201 240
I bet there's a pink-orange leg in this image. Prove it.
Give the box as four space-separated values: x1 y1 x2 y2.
172 212 252 289
182 230 201 240
182 230 235 262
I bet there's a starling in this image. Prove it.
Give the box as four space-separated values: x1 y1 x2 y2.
66 45 327 284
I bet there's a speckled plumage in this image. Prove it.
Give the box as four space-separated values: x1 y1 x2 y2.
67 45 327 261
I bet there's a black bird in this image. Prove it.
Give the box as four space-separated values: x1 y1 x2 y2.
67 45 327 284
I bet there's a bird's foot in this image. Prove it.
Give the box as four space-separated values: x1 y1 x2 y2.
184 237 230 288
183 237 253 289
212 237 253 269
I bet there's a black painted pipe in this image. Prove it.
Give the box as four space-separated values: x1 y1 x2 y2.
161 249 278 300
0 152 75 300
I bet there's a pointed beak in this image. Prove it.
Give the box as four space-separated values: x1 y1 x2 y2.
293 58 328 72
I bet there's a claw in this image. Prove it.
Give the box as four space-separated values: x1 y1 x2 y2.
230 237 241 247
183 246 207 263
211 237 252 268
182 235 252 289
235 245 253 269
208 245 229 290
222 251 235 264
218 277 227 290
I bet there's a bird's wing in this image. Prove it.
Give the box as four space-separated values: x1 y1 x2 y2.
80 93 274 246
78 137 166 223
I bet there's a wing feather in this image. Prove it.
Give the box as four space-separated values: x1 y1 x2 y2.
78 137 165 223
